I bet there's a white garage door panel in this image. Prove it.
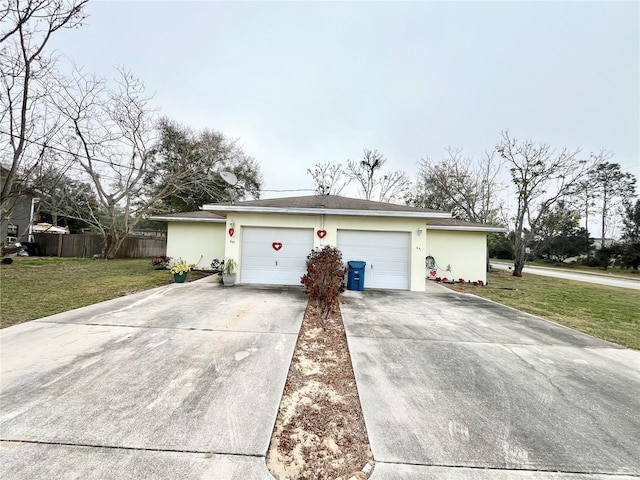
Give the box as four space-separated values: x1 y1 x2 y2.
337 230 410 290
241 227 313 285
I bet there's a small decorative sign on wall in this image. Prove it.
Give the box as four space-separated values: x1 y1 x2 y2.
272 242 283 251
228 227 235 237
317 229 327 239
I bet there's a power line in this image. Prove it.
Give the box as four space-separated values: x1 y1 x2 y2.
0 128 146 171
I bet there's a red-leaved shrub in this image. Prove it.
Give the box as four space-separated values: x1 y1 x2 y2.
300 246 347 328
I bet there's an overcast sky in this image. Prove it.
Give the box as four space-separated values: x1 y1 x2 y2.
50 0 639 199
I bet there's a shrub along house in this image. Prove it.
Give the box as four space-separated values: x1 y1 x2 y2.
151 195 505 291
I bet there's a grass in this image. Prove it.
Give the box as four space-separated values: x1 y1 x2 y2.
0 258 210 329
454 270 640 350
491 258 638 278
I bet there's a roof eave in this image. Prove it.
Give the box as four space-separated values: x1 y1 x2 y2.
426 225 507 233
201 204 452 219
148 216 226 223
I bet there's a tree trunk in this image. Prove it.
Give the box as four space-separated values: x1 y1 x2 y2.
102 232 127 259
513 241 525 277
512 235 525 277
601 188 608 249
512 260 524 277
585 195 591 261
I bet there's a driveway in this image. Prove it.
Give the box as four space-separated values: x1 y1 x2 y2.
342 283 640 480
0 278 306 479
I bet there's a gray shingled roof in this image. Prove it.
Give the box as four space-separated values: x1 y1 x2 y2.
211 195 447 214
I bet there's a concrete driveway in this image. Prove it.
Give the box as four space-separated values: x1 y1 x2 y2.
342 283 640 480
0 278 306 479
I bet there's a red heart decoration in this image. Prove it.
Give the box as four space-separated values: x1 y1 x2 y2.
317 229 327 239
272 242 283 251
228 227 235 237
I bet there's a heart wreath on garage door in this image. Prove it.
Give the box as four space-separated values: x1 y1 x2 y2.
272 242 283 251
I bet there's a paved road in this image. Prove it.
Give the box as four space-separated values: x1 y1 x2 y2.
342 283 640 480
491 263 640 290
0 279 306 479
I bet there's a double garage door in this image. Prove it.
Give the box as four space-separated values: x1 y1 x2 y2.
241 227 410 290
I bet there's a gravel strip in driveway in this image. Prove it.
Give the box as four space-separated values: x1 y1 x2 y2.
0 279 306 479
342 283 640 479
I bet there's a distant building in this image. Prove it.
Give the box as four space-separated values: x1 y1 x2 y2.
1 165 37 245
591 238 616 250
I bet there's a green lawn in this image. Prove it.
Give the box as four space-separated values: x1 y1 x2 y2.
457 270 640 350
0 258 208 329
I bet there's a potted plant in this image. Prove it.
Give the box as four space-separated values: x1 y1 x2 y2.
169 258 196 283
222 258 238 286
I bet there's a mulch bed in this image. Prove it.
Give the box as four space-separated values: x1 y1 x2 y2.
267 301 373 479
186 270 215 282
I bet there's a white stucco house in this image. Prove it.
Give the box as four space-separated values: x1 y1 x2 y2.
150 195 505 291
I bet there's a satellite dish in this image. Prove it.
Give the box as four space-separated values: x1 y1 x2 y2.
220 171 238 186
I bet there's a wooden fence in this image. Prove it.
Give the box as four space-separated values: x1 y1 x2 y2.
34 234 166 258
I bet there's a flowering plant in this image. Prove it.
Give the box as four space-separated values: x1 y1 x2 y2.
169 258 196 275
152 255 170 268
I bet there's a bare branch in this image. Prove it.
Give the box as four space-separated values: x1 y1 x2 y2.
1 0 87 211
307 161 351 196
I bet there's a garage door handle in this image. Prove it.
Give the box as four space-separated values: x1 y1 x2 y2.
275 260 278 266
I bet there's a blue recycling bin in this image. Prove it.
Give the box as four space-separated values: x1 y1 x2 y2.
347 261 366 291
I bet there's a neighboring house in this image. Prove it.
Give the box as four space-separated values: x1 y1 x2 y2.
152 195 505 291
1 164 37 245
1 193 36 245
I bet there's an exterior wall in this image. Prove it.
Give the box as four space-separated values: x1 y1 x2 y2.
1 194 34 244
425 230 488 284
224 213 427 291
166 222 225 267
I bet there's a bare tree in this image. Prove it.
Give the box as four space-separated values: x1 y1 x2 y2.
377 170 411 203
410 147 503 223
496 131 589 277
53 67 262 258
346 149 385 200
52 67 170 258
307 161 350 196
0 0 87 213
346 149 411 202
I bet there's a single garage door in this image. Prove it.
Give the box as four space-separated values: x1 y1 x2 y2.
337 230 410 290
241 227 314 285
